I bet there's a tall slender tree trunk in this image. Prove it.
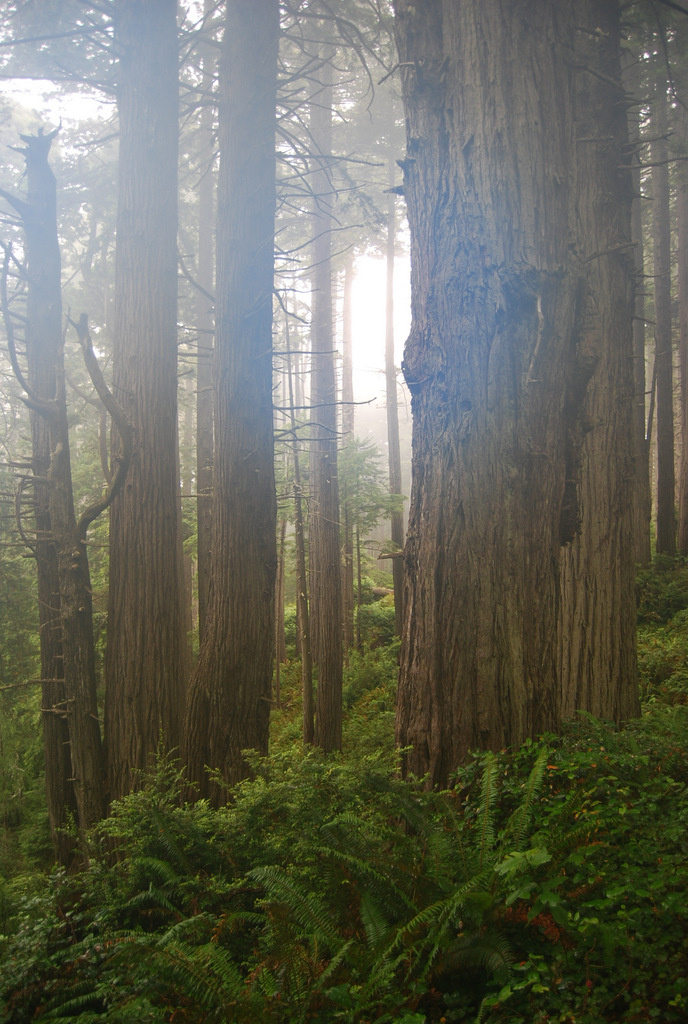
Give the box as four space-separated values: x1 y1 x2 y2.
285 313 314 744
184 0 279 802
7 131 77 863
385 155 405 636
341 258 355 658
106 0 186 800
652 80 676 556
625 59 652 565
557 1 639 722
394 0 637 788
7 134 109 838
309 55 343 753
196 0 215 643
676 100 688 553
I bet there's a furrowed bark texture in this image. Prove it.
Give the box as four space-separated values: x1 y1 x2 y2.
184 0 278 802
106 0 186 800
394 0 636 787
557 1 639 721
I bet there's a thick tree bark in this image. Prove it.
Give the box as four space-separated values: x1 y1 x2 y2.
309 54 343 753
184 0 278 802
385 157 405 636
652 81 676 555
106 0 187 800
394 0 636 788
557 2 639 723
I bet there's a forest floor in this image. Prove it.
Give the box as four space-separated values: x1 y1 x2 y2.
0 562 687 1023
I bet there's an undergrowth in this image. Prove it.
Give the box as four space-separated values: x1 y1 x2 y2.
0 562 687 1023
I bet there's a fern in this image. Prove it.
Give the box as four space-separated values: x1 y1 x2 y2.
359 891 392 947
477 754 499 869
500 748 548 854
248 864 344 949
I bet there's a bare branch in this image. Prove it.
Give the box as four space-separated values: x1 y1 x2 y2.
69 314 133 536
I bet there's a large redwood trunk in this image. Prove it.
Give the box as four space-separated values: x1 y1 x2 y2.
558 0 639 722
106 0 187 800
394 0 637 788
184 0 278 802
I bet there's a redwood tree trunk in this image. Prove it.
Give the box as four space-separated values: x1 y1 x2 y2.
184 0 278 802
341 258 355 658
309 55 343 753
677 99 688 553
196 0 215 643
393 0 635 788
285 314 314 744
106 0 187 800
11 133 107 837
557 1 639 723
17 132 78 863
385 156 405 636
652 81 676 556
625 60 652 566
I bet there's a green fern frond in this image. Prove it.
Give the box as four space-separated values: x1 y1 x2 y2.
501 748 548 854
443 928 515 980
149 804 193 875
478 754 499 869
125 883 179 916
359 891 391 947
41 983 105 1020
155 913 212 946
318 844 415 913
249 864 343 948
362 944 410 1004
152 939 245 1011
131 854 182 889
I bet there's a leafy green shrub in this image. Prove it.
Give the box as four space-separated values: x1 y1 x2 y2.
283 604 298 652
356 599 397 648
637 608 688 705
636 555 688 623
342 644 398 707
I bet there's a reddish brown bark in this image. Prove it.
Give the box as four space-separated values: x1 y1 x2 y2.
106 0 187 800
184 0 279 801
557 1 639 722
394 0 638 787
